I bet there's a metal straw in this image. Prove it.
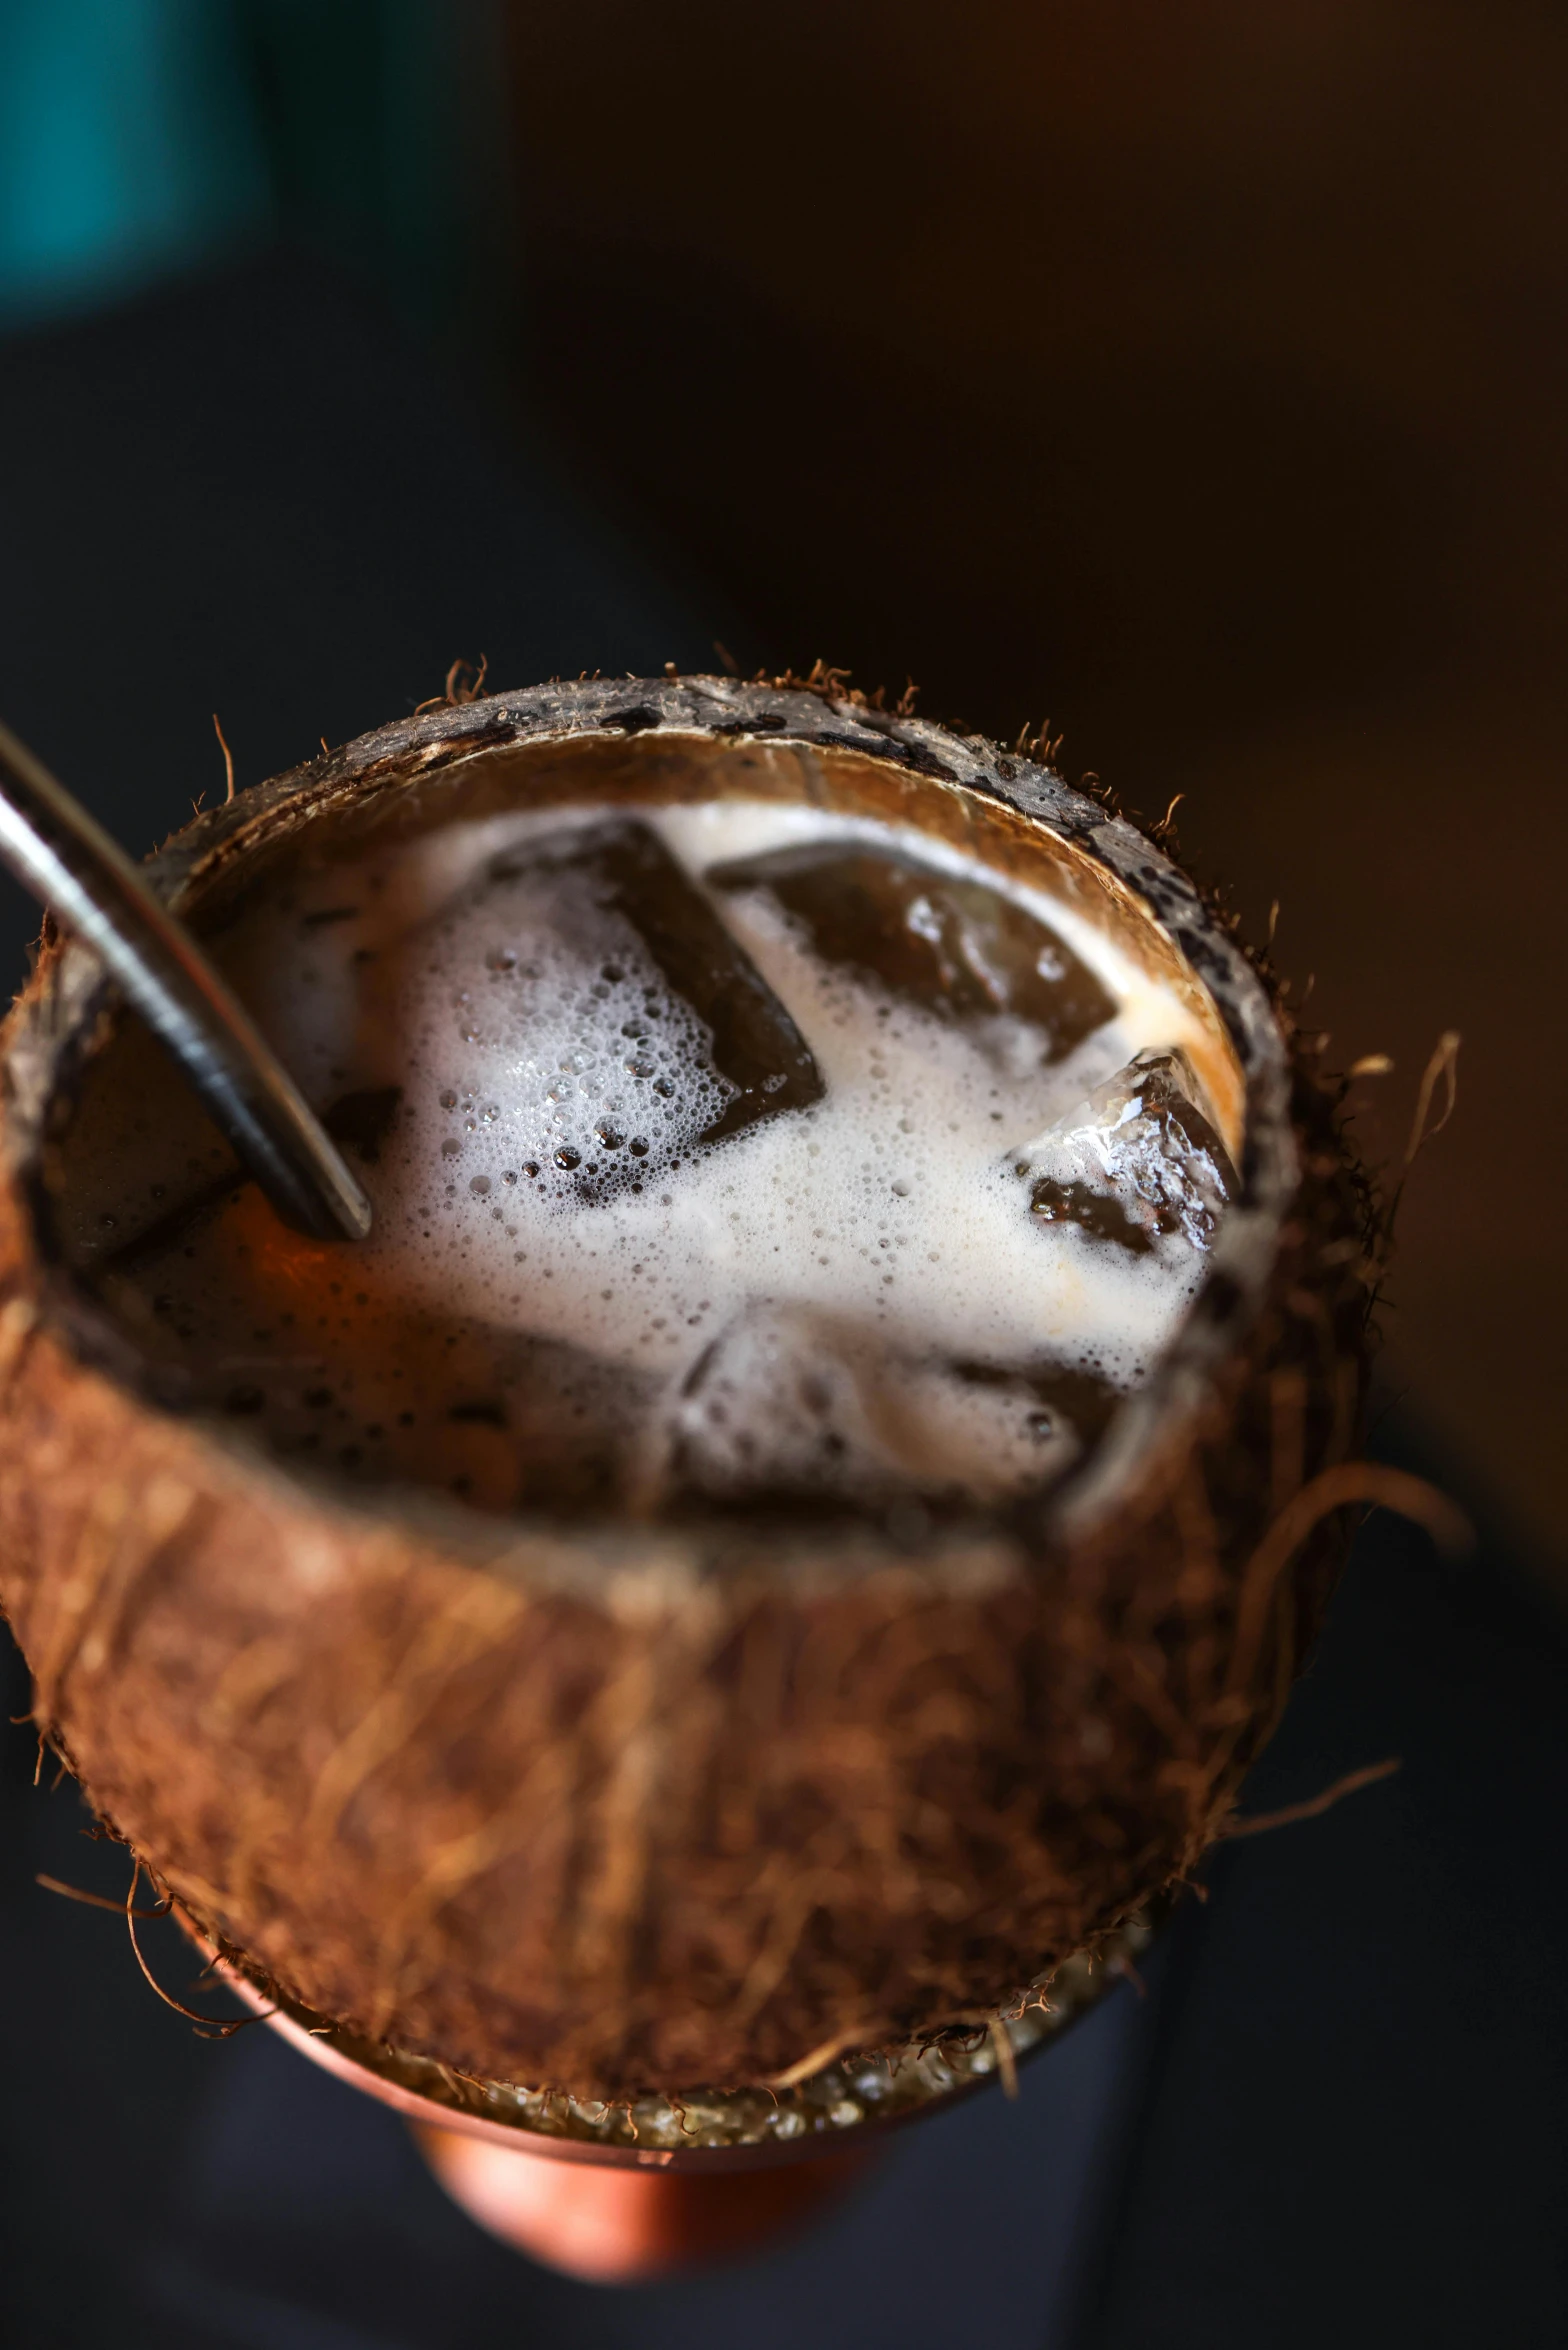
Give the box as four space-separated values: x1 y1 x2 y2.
0 719 371 1242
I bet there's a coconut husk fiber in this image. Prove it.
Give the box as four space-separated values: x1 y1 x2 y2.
0 677 1384 2100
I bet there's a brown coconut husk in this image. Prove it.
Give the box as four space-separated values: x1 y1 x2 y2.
0 677 1389 2101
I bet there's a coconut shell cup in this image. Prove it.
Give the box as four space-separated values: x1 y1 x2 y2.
0 677 1379 2142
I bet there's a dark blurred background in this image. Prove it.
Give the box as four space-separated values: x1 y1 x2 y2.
4 0 1561 1565
504 1 1568 1569
3 10 1568 2346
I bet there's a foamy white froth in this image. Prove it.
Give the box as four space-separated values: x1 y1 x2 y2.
219 800 1227 1503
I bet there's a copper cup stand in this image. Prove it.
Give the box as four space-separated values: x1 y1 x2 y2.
210 1916 1151 2283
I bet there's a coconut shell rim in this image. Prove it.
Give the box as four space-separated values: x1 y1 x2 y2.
0 675 1300 1571
198 1900 1160 2167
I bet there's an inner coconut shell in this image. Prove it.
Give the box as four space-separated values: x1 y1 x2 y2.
0 678 1377 2101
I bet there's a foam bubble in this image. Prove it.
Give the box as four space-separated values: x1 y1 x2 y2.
127 802 1231 1513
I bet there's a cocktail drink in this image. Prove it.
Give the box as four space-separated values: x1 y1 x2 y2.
0 678 1370 2255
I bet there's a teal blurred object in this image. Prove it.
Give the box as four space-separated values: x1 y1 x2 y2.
0 0 495 330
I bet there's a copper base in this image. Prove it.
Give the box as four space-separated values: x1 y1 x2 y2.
414 2122 877 2281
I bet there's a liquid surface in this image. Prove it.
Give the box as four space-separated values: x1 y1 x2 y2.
82 803 1237 1521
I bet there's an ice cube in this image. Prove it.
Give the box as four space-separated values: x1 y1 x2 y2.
521 820 824 1147
1012 1048 1238 1254
663 1306 882 1509
664 1304 1118 1511
403 818 826 1207
707 839 1115 1065
946 1356 1121 1458
868 1354 1120 1499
